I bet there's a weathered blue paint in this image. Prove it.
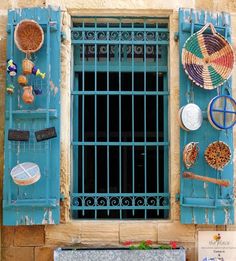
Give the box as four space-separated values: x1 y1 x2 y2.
3 6 61 225
179 8 234 225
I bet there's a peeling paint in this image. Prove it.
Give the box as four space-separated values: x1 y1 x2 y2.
42 208 55 224
224 208 232 225
212 210 215 224
24 215 34 225
203 182 209 198
205 209 209 224
50 80 59 95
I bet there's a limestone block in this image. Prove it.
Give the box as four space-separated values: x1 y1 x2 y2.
81 222 119 245
0 2 13 10
195 0 214 10
45 223 81 245
12 0 45 8
46 0 66 11
14 225 45 246
35 247 54 261
158 222 195 243
2 227 15 247
213 0 236 12
0 39 7 65
0 14 7 38
2 247 34 261
120 222 158 242
65 0 195 11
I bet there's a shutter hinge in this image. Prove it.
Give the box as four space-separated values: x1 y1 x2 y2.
175 193 180 202
49 21 58 32
174 32 179 42
61 31 66 42
60 193 65 201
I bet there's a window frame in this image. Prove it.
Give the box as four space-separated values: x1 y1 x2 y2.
70 16 170 220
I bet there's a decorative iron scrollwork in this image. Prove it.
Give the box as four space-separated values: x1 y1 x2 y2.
72 29 169 42
71 194 170 210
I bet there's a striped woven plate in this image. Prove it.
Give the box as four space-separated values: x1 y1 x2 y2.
182 23 234 90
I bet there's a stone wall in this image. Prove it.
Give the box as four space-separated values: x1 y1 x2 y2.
0 1 236 260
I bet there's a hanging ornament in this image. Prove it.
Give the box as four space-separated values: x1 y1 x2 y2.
6 84 15 94
22 58 34 75
32 66 46 79
22 86 34 104
7 59 17 77
18 75 28 86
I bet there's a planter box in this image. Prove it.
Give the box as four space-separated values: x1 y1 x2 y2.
54 248 186 261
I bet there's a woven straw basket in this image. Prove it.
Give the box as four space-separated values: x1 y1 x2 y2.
182 23 234 90
14 19 44 53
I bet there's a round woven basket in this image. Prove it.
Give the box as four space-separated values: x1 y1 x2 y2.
14 19 44 53
182 23 234 90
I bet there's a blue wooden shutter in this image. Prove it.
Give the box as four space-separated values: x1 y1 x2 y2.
179 9 234 224
3 7 61 225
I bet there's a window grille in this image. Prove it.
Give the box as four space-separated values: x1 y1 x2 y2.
71 17 169 219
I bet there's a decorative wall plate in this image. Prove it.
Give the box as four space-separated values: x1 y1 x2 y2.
10 162 41 186
183 142 199 169
179 103 202 131
182 23 234 89
14 19 44 54
204 141 231 170
208 95 236 130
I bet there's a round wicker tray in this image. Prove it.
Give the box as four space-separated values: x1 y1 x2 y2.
204 141 231 170
14 19 44 53
182 23 234 90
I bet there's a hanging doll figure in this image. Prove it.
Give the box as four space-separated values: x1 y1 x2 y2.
7 59 17 77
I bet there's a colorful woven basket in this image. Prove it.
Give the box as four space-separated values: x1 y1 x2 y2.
182 23 234 90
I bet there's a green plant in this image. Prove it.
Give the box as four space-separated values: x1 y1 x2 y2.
122 240 178 250
122 240 152 250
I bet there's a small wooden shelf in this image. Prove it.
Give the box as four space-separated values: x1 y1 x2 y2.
6 109 58 119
